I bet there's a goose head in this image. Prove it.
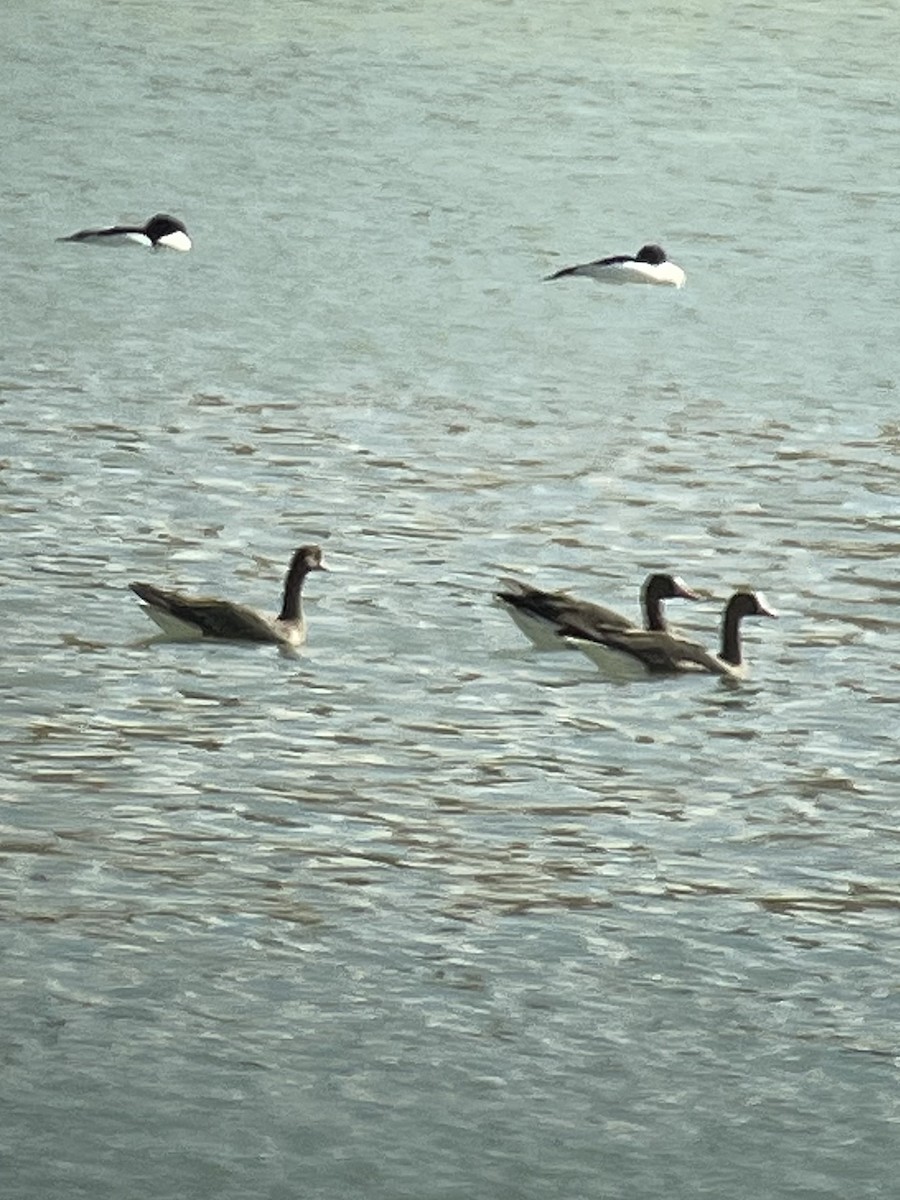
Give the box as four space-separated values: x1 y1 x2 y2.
641 573 701 630
728 590 777 622
643 573 701 602
720 590 778 667
278 544 328 623
292 545 328 574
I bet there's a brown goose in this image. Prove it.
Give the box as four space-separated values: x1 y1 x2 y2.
130 545 327 646
565 590 777 679
494 573 700 651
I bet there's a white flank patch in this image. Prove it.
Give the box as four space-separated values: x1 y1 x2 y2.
157 230 192 252
564 637 652 681
141 607 203 640
495 600 568 651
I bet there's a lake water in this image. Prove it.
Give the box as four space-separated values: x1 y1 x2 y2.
3 1 899 1197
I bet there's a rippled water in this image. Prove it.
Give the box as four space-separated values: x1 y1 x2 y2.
3 1 900 1197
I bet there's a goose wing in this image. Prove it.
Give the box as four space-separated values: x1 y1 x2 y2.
495 578 634 633
130 583 280 642
564 625 710 674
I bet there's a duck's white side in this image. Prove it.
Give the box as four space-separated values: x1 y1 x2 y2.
588 258 685 287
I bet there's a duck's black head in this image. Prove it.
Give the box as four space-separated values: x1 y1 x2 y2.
144 213 189 242
635 244 667 265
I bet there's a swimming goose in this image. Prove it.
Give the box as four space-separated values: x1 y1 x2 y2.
545 243 685 288
130 545 327 646
565 590 777 679
494 573 700 651
58 213 192 251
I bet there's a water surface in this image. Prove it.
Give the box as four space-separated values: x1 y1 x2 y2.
3 2 899 1198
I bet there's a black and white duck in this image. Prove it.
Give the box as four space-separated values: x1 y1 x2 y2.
59 213 192 251
544 243 685 288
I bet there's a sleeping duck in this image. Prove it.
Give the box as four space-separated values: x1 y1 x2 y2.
545 243 685 288
59 212 192 251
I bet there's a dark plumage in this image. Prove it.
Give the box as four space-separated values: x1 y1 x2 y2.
494 573 700 651
130 545 327 646
566 590 777 678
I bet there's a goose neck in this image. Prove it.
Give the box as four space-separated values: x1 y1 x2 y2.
641 579 665 631
278 562 308 623
719 602 744 666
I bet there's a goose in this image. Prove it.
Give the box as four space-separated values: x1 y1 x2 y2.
494 573 700 651
544 243 685 288
58 213 192 251
565 590 777 679
130 545 327 646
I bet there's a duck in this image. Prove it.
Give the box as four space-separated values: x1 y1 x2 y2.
544 243 685 288
129 545 327 646
494 573 700 651
58 213 192 251
565 590 777 679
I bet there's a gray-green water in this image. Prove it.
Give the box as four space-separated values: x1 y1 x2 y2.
3 2 899 1197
